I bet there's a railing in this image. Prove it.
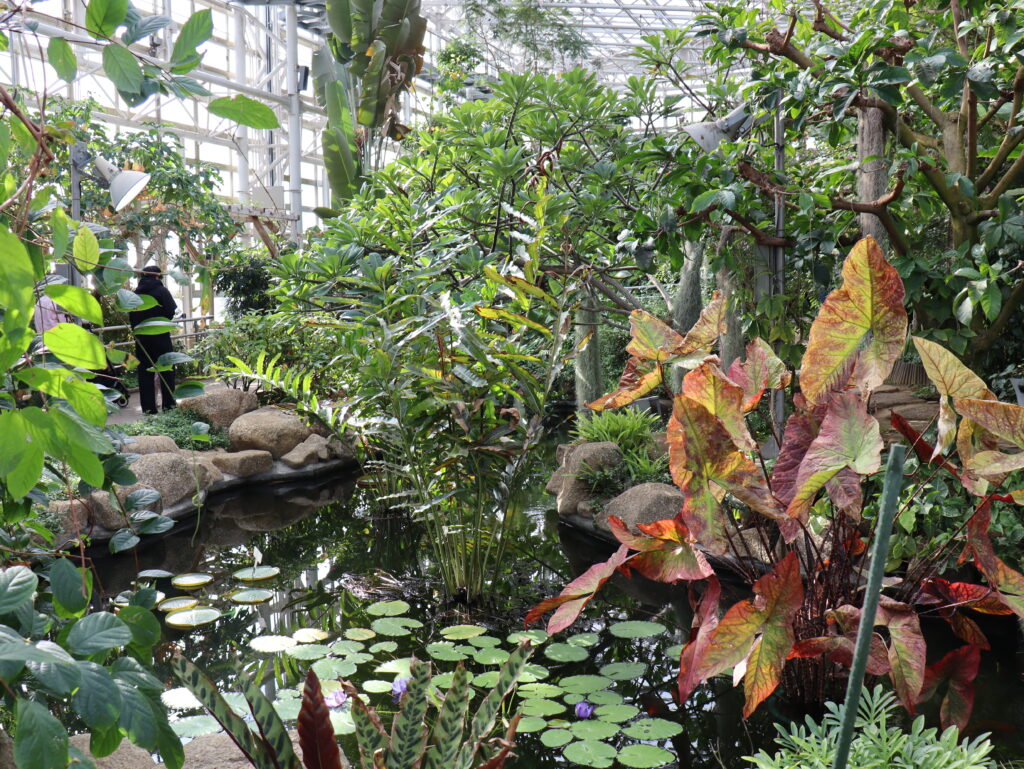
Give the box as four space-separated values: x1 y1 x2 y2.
92 315 215 351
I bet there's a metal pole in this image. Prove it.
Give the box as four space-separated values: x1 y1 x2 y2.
285 4 303 243
769 97 786 439
233 4 250 205
69 144 85 288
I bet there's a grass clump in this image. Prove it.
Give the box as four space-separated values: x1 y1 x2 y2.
122 408 230 451
572 409 661 455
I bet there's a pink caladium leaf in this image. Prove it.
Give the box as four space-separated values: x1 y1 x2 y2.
726 337 791 413
524 545 632 634
606 515 713 583
918 645 982 732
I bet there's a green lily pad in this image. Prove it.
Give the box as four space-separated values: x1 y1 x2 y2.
560 675 613 694
426 642 468 662
346 652 373 665
249 635 297 653
567 632 599 647
285 643 330 660
665 644 684 658
519 683 564 699
616 744 675 768
171 715 220 738
138 569 174 579
521 698 565 717
570 720 620 740
362 680 393 694
507 629 548 645
369 641 398 654
473 648 509 666
229 589 274 605
170 573 213 590
472 671 499 687
330 640 365 655
563 739 617 768
540 728 573 748
312 658 357 680
366 599 410 616
293 628 329 643
520 663 550 681
588 690 623 706
545 643 589 663
563 692 584 705
330 709 355 735
432 672 455 689
608 621 666 639
232 566 280 582
594 704 639 722
273 699 301 720
161 687 201 710
515 716 548 733
467 635 501 648
621 718 683 740
344 627 376 641
165 607 221 629
157 596 198 612
599 662 647 680
375 658 413 676
370 617 423 637
440 624 487 640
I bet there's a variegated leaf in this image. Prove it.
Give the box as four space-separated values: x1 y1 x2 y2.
726 338 791 412
682 360 756 451
605 516 713 582
525 546 630 633
876 598 927 714
912 336 993 455
588 356 662 411
918 645 981 732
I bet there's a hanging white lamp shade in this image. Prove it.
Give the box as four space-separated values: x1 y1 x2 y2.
92 156 151 212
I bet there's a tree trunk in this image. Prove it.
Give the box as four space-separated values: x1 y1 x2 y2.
715 229 749 371
857 107 888 247
574 289 603 411
669 240 704 392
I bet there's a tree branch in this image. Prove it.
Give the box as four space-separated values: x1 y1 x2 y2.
907 84 950 128
724 208 792 247
973 279 1024 352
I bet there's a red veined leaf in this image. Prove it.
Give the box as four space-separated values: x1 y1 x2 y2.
962 500 1024 617
524 545 631 634
671 290 727 361
947 614 991 650
297 669 344 769
697 553 804 717
770 411 819 508
912 336 992 456
890 412 960 475
965 450 1024 477
876 598 927 714
785 392 881 523
953 398 1024 449
626 310 686 362
668 394 784 554
726 337 791 413
799 237 908 405
606 516 713 582
825 468 863 519
682 360 757 451
916 578 1013 616
588 356 662 411
918 645 981 732
789 633 890 675
677 577 721 704
957 417 1004 496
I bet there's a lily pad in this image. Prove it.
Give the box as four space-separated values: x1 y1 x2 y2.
249 635 297 653
473 648 509 666
560 675 613 694
515 716 548 733
312 658 357 680
293 628 329 643
432 672 455 689
507 629 548 645
426 642 468 662
570 720 620 741
607 620 666 639
366 599 410 616
621 718 683 740
229 589 273 605
616 744 675 768
165 607 221 629
330 640 365 655
138 569 174 579
540 728 573 748
520 663 550 682
567 632 600 647
285 643 330 661
520 698 565 717
599 662 647 680
594 704 639 722
273 699 301 720
563 692 585 705
545 643 589 663
563 739 617 768
362 680 393 694
472 671 499 687
344 627 376 641
440 624 487 640
170 573 213 590
467 635 501 648
588 690 623 706
171 715 221 738
665 643 684 658
519 683 564 699
375 658 413 676
330 709 356 735
370 617 423 637
369 641 398 654
157 596 198 612
232 566 280 582
161 687 201 710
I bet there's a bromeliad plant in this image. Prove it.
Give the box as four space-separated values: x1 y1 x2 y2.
529 236 1024 731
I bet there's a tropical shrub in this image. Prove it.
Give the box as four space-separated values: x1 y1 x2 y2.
745 686 995 769
529 237 1024 731
572 409 662 455
120 408 229 451
214 249 276 318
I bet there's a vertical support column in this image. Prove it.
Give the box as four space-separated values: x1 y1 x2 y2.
234 5 250 204
285 4 303 243
769 99 787 443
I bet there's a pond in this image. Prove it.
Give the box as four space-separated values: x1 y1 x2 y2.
89 465 1024 768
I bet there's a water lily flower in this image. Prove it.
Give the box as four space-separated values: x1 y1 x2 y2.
574 700 595 720
323 689 348 709
392 677 411 704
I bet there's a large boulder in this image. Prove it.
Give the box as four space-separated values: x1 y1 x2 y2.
555 442 622 516
69 734 154 769
118 452 218 511
228 408 312 458
596 482 683 533
45 498 91 541
209 449 274 477
280 434 332 469
122 434 178 455
178 387 259 429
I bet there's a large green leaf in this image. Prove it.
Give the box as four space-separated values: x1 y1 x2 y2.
47 37 78 81
67 611 132 655
49 557 92 617
16 368 106 427
208 95 280 129
44 323 106 370
44 284 103 326
115 679 160 751
697 553 803 717
102 43 143 93
0 565 38 613
169 9 212 73
0 412 43 498
14 698 67 769
325 0 353 41
72 661 122 729
71 224 100 274
86 0 129 37
0 225 37 370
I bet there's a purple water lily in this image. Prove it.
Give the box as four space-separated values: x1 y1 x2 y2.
574 700 595 720
323 689 348 710
392 677 411 704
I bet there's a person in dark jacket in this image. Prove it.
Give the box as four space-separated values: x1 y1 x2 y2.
129 265 178 414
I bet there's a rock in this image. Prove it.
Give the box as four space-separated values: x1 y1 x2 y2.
190 454 224 485
556 442 622 516
122 434 178 455
555 443 575 465
228 407 313 458
327 438 356 463
576 500 598 518
119 452 218 510
547 445 578 496
596 482 683 533
46 498 91 540
209 449 274 477
178 387 259 429
280 434 331 469
176 731 321 769
86 490 125 530
69 733 155 769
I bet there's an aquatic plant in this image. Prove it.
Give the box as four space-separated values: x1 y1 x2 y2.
529 237 1024 729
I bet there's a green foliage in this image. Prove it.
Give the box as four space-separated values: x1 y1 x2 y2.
121 408 229 451
745 687 995 769
572 410 661 456
213 250 277 318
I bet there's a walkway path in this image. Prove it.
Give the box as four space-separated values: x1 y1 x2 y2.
106 380 228 426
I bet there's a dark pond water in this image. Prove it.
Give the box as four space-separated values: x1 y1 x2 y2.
89 466 1024 768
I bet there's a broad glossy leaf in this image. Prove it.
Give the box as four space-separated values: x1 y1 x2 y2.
44 284 103 326
588 356 662 412
14 698 67 769
626 310 685 362
912 336 992 455
697 553 804 717
799 237 907 405
0 565 38 613
682 361 755 451
208 95 280 129
918 645 980 731
67 611 132 655
956 416 1002 496
789 632 889 675
43 323 106 370
668 395 783 554
605 516 712 582
525 545 630 634
726 338 791 412
86 0 129 37
953 398 1024 449
672 290 726 361
876 599 926 713
965 450 1024 477
49 557 91 616
677 577 721 704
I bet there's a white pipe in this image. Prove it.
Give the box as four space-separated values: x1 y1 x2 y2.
233 6 250 203
285 4 302 242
